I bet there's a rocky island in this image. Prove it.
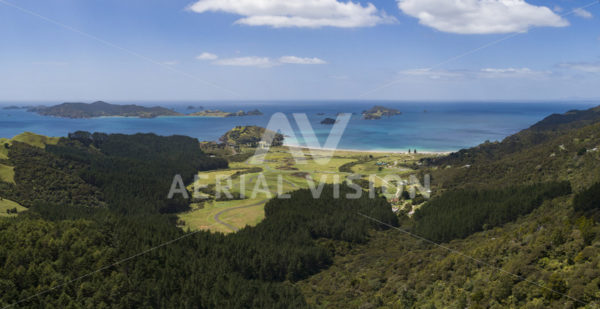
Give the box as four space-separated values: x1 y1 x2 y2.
320 118 337 125
361 105 402 120
29 101 182 119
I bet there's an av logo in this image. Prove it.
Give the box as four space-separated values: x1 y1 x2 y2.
250 113 351 166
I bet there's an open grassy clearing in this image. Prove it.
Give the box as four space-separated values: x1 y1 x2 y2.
0 132 60 160
216 205 266 230
11 132 59 148
0 138 10 159
177 197 267 233
179 146 436 233
0 198 26 217
187 168 248 191
0 164 15 184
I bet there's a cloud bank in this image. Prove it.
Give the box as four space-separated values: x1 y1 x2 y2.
279 56 327 65
398 67 550 80
197 52 218 60
397 0 569 34
560 62 600 73
188 0 395 28
205 55 327 68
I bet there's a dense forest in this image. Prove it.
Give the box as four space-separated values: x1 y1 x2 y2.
0 132 397 307
413 182 572 242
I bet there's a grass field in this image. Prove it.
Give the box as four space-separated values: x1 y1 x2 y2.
0 164 15 184
11 132 60 148
0 138 10 159
0 132 60 160
178 146 436 233
0 198 26 217
178 198 267 233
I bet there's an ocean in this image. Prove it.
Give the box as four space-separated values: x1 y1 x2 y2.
0 101 597 152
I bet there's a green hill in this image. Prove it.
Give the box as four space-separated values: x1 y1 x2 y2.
11 132 59 148
0 133 59 182
220 125 284 147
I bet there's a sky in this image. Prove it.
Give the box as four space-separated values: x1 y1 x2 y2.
0 0 599 102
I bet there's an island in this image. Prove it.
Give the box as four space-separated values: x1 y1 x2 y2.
361 105 402 120
189 109 263 117
320 118 337 125
28 101 182 119
2 106 25 110
24 101 264 119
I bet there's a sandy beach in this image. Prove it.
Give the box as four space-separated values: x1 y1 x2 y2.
284 144 452 155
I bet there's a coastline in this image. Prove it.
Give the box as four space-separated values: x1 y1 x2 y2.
284 144 453 155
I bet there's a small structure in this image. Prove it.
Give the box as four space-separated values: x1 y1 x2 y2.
257 141 269 149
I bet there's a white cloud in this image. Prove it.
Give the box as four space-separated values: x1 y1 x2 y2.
479 67 550 78
279 56 326 64
212 55 327 68
573 8 593 19
397 0 569 34
398 68 465 79
188 0 396 28
214 56 276 67
197 52 218 60
398 67 550 80
560 62 600 73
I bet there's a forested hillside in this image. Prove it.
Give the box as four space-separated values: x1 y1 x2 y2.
297 106 600 308
0 132 398 307
429 105 600 167
428 115 600 192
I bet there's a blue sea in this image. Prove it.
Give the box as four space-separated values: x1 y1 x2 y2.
0 101 597 152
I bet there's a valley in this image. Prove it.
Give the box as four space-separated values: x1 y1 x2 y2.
179 146 436 233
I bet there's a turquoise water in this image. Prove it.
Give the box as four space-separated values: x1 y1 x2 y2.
0 101 597 152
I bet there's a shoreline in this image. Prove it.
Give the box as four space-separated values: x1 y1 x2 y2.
284 144 453 155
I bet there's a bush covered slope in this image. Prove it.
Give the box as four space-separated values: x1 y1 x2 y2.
297 106 600 308
0 131 398 307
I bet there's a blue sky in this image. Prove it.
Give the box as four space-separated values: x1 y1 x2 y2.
0 0 599 102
